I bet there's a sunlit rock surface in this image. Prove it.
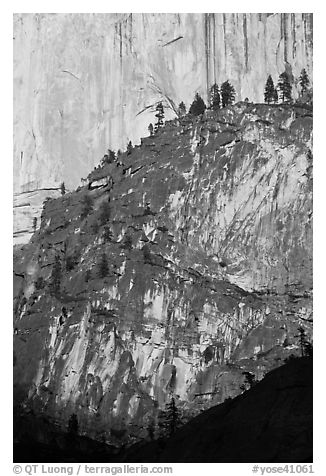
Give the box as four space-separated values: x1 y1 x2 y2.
14 189 61 245
13 103 312 445
13 13 313 243
122 357 313 462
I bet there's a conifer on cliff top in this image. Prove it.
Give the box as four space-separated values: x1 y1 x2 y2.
277 71 292 103
154 102 165 132
221 80 236 107
209 83 221 110
264 75 277 104
189 93 206 116
299 68 310 95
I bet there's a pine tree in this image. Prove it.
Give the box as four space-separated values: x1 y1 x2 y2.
264 75 277 104
143 203 154 216
101 154 109 166
81 194 94 219
299 68 310 95
178 101 187 117
68 414 79 435
143 244 151 264
240 371 257 392
189 93 206 116
297 326 313 357
121 233 133 251
32 217 37 232
91 221 100 234
98 252 109 278
65 250 80 271
99 201 111 225
60 182 66 195
101 149 116 166
154 102 165 132
277 71 292 103
220 80 236 107
127 140 133 155
49 254 61 294
103 225 113 242
148 123 154 136
305 341 313 357
209 83 221 110
297 326 306 357
273 87 278 104
147 419 156 441
158 396 182 438
35 276 45 290
243 371 257 388
108 149 116 162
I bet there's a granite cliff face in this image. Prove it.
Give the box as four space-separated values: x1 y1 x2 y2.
13 13 313 242
13 103 313 446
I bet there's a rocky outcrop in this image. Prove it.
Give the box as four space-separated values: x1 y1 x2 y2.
13 14 313 242
13 103 313 446
14 189 61 245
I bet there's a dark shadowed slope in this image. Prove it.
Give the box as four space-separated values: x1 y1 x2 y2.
122 357 312 463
